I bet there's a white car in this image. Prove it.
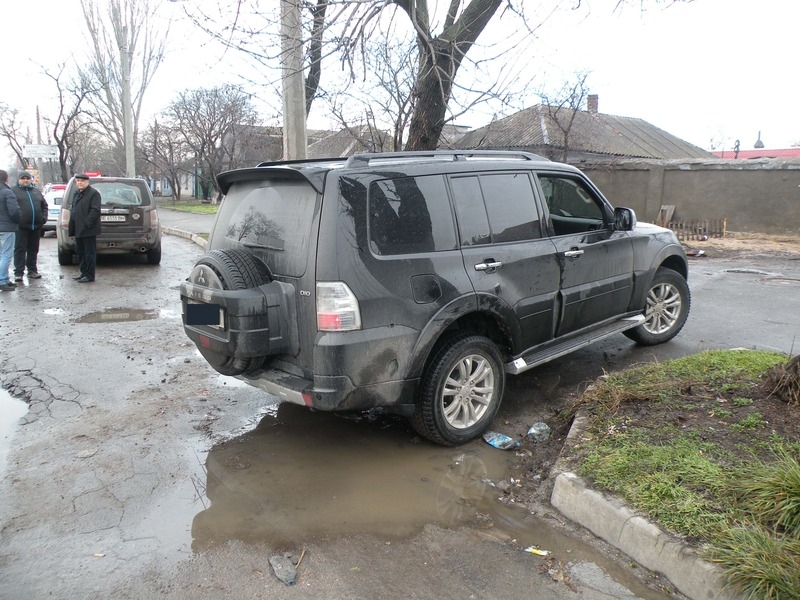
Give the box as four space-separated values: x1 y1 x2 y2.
43 190 63 236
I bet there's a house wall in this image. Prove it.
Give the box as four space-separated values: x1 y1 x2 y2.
577 158 800 235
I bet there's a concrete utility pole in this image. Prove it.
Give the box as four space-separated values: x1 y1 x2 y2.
121 25 136 177
280 0 307 160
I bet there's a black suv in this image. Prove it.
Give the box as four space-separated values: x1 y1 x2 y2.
180 151 689 445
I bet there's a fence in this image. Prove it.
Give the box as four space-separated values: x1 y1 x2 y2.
666 218 727 241
655 204 726 240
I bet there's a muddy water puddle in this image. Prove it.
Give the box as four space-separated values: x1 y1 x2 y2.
0 389 28 476
190 402 668 599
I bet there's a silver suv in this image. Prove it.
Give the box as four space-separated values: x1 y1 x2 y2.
180 151 690 445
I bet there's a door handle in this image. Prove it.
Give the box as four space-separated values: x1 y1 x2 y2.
563 249 584 258
474 260 502 272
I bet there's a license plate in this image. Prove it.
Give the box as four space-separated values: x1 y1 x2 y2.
101 215 126 222
186 302 224 328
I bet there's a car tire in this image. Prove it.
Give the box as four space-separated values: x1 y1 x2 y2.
57 248 73 266
624 267 690 346
412 333 505 446
146 243 162 265
191 249 273 376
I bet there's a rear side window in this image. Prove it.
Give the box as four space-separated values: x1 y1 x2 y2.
368 175 457 255
450 172 543 246
213 180 316 277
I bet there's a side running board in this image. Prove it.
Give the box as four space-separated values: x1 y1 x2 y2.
505 315 646 375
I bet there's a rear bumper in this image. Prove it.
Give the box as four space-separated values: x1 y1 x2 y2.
240 366 418 416
58 229 160 253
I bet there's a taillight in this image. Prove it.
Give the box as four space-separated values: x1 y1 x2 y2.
150 208 159 228
316 282 361 332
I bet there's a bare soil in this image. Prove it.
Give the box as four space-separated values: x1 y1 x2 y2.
679 231 800 260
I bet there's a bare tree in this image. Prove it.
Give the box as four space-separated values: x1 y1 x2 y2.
80 0 168 176
39 66 99 182
0 104 31 169
538 71 591 162
182 1 693 152
181 0 329 118
164 85 260 200
141 119 191 202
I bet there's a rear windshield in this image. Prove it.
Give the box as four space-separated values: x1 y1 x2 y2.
93 182 149 206
210 180 317 278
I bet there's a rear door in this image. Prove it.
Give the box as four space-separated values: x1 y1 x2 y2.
536 173 634 336
209 178 320 374
94 180 152 238
451 171 560 352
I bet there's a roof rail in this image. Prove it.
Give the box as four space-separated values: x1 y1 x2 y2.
344 150 549 168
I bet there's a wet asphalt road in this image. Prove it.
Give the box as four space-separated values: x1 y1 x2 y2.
0 227 798 599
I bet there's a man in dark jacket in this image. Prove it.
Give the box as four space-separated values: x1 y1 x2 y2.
0 170 21 291
12 171 48 281
68 174 102 283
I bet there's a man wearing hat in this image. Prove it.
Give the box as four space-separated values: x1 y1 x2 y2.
68 173 102 283
12 171 48 281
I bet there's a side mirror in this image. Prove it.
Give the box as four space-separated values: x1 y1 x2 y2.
614 207 636 231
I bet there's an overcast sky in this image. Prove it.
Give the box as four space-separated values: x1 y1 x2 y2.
3 0 798 168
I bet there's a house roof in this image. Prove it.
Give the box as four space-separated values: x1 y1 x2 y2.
712 148 800 159
454 104 713 160
307 126 391 158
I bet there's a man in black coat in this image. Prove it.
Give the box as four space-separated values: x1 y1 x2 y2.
12 171 48 281
68 174 102 283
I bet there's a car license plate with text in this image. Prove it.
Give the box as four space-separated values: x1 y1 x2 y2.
101 215 126 222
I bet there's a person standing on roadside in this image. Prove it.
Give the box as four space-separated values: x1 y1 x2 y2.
68 173 101 283
0 170 21 292
12 171 48 281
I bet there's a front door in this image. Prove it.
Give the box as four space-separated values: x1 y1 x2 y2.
536 173 634 336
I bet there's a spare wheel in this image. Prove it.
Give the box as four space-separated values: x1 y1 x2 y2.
189 249 273 376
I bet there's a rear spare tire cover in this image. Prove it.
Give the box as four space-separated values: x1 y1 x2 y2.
190 249 273 376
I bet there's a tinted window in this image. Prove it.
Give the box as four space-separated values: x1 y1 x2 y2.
213 180 316 277
368 175 456 255
480 173 542 242
93 182 148 206
450 173 541 246
450 176 490 246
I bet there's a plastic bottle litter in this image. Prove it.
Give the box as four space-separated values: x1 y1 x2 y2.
482 431 519 450
527 422 551 443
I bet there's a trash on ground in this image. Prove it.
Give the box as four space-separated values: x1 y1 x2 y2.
524 546 550 556
483 431 519 449
527 422 551 442
685 248 706 257
269 553 298 585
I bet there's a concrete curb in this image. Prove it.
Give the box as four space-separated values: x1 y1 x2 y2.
550 411 740 600
162 226 207 250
